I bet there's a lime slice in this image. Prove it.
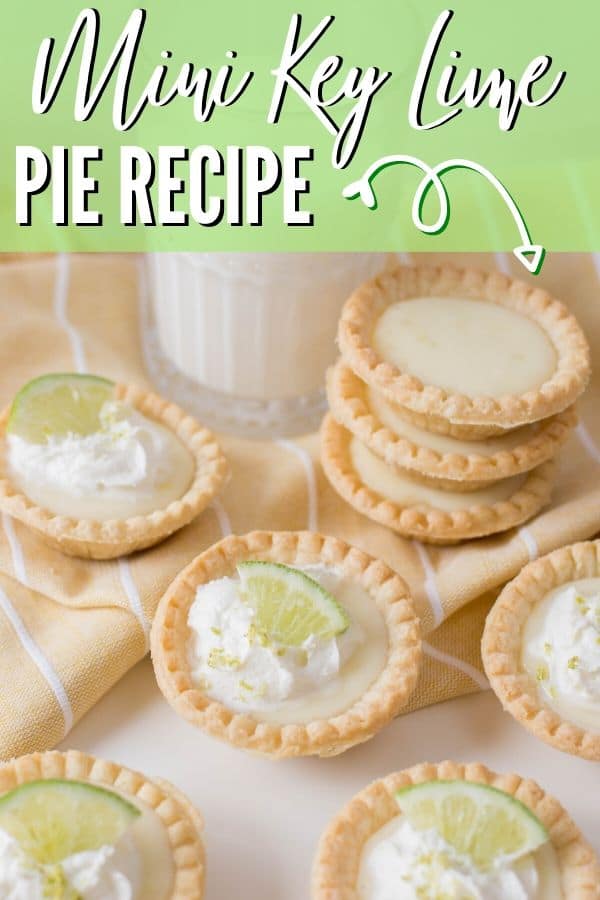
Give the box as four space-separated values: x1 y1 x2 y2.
237 561 349 646
395 780 548 870
0 779 140 865
7 373 114 444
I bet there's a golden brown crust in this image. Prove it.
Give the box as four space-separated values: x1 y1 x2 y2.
150 530 421 758
312 760 600 899
0 383 229 559
337 263 591 436
327 361 576 490
320 415 555 544
0 749 205 899
482 540 600 761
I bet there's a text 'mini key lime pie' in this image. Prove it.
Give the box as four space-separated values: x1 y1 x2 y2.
0 373 228 558
0 749 204 898
312 761 600 899
151 531 421 758
337 264 590 438
483 539 600 761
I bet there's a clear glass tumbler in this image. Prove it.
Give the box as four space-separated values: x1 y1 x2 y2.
140 252 388 438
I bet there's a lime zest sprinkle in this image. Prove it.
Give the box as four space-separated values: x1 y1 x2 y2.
536 665 549 682
567 656 580 670
207 648 241 670
543 642 552 655
210 627 222 637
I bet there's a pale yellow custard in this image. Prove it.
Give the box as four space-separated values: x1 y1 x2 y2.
367 387 540 455
372 297 557 398
0 787 175 899
264 567 388 725
522 578 600 733
350 437 526 511
6 402 194 521
187 565 389 726
358 814 563 899
124 791 175 899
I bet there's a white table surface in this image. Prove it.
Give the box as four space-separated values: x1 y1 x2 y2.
58 659 599 899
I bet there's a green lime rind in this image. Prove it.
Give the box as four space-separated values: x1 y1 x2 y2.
395 779 548 870
237 560 349 646
0 778 140 865
7 373 115 444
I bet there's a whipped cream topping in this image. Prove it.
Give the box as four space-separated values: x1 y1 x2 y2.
187 565 364 720
0 828 140 899
358 817 551 900
522 579 600 733
7 401 194 520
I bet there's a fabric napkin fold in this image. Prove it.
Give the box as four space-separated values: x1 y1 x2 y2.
0 251 598 758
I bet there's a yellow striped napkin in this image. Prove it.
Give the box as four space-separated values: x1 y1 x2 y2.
0 252 599 758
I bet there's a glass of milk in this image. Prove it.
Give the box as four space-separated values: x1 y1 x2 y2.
141 252 388 437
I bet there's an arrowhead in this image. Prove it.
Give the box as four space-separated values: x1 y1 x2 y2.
342 180 377 210
513 244 545 275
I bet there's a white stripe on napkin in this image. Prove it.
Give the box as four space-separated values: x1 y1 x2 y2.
518 526 539 562
423 640 490 691
53 254 87 374
211 498 233 538
0 584 74 734
277 440 319 532
2 513 29 587
412 540 444 627
576 422 600 465
118 559 150 650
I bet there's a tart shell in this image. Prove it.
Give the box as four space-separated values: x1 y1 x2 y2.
312 759 600 899
482 539 600 761
320 414 556 544
0 383 229 559
327 361 577 490
0 749 205 899
150 530 421 758
337 263 591 437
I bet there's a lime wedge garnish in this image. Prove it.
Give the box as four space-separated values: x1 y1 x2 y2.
395 780 548 870
7 373 114 444
0 779 140 865
237 561 349 646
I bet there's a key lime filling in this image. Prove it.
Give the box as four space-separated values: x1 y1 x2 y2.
358 817 562 899
0 780 174 900
372 297 557 398
522 578 600 733
350 437 526 510
367 387 542 456
357 780 561 900
186 563 388 725
6 400 194 521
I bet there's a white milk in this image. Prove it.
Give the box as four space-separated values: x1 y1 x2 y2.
142 252 387 436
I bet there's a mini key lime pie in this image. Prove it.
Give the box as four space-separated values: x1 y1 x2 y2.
483 539 600 760
312 761 600 899
327 361 577 491
0 373 228 558
321 415 555 544
0 749 204 898
337 264 590 438
151 531 421 757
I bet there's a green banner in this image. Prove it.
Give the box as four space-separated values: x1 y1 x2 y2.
1 0 598 262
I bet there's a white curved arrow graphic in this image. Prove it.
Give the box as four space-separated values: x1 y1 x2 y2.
343 156 545 275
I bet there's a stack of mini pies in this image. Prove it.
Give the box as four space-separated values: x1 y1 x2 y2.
322 263 591 544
